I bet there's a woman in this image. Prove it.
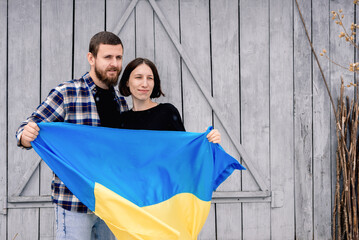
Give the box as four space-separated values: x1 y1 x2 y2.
117 57 221 143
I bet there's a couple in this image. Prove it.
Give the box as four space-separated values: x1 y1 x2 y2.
16 31 221 239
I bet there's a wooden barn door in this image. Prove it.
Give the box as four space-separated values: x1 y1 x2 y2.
3 0 281 239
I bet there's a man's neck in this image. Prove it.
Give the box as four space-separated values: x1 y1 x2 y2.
89 70 109 89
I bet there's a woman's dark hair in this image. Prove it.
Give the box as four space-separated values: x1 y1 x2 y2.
119 58 165 98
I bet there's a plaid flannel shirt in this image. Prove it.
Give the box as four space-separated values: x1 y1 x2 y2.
15 72 128 213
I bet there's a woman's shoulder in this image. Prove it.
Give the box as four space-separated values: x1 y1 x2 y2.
158 103 185 131
157 103 182 115
158 103 179 111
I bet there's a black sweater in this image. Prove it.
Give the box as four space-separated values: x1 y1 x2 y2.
116 103 185 131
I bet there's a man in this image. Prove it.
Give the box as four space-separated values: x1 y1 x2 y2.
16 31 127 239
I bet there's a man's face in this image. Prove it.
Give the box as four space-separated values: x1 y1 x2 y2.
92 44 123 87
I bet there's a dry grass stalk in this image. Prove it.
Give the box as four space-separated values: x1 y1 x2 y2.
334 82 359 239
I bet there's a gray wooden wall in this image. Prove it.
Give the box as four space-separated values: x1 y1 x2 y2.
0 0 351 239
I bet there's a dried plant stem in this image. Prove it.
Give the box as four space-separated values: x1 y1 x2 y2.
333 150 340 240
333 82 359 239
339 28 356 49
12 233 18 240
350 103 358 239
334 13 359 50
323 54 350 71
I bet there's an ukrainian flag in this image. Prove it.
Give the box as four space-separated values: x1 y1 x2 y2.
31 122 245 239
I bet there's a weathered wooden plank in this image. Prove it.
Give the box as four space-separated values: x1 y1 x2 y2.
154 0 182 109
213 191 270 198
269 0 295 239
294 0 313 238
217 203 241 239
210 0 242 238
179 0 214 238
198 204 216 240
8 209 39 240
7 202 53 209
136 0 154 60
240 0 271 239
73 0 105 78
312 0 332 239
42 0 73 96
179 0 212 132
8 196 51 203
213 198 271 204
211 0 241 192
40 208 55 240
8 0 40 196
0 0 7 237
8 0 41 238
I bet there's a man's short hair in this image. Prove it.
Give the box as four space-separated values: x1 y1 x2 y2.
89 31 123 57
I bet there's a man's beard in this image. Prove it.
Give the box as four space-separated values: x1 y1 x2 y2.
94 65 121 87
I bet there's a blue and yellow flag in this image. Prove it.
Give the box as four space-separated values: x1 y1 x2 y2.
31 122 245 239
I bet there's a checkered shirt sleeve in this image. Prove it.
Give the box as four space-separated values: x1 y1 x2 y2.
15 72 128 213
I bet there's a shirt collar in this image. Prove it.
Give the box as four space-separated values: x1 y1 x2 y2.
83 72 97 94
82 72 116 95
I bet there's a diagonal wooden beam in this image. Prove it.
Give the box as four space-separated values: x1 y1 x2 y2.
148 0 269 192
12 157 42 197
112 0 139 36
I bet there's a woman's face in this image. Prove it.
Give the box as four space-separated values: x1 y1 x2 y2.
127 63 154 102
